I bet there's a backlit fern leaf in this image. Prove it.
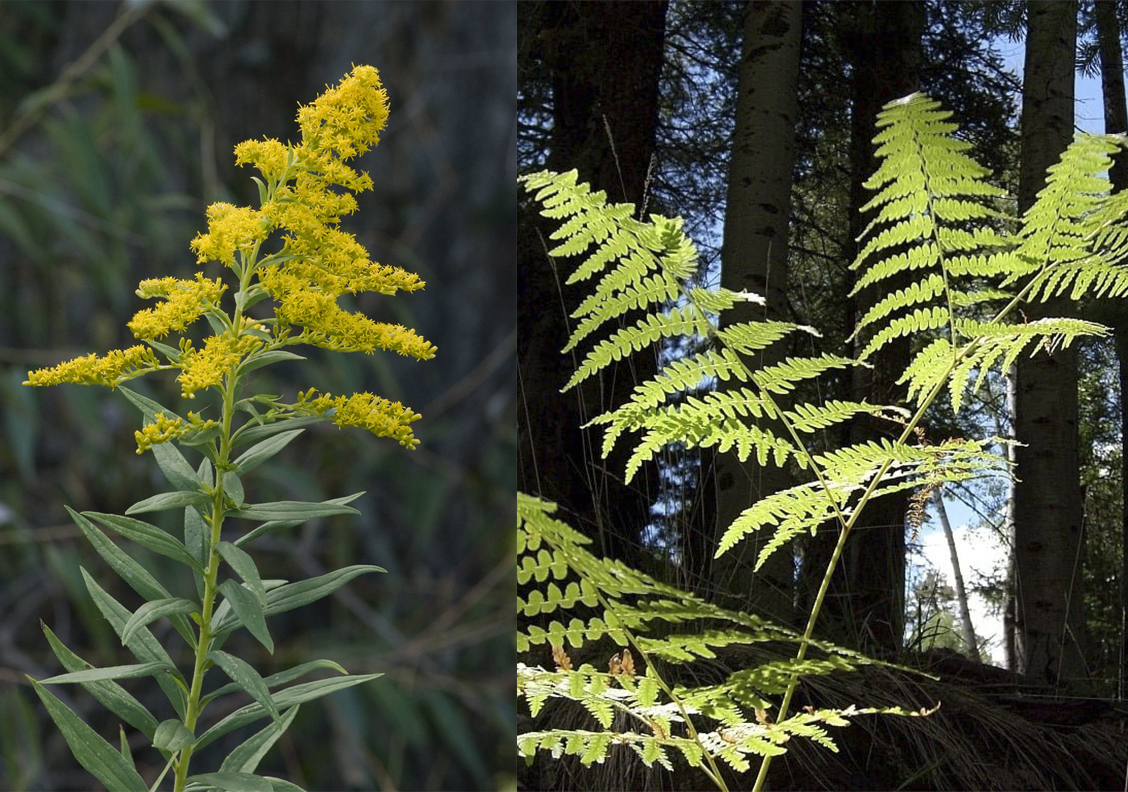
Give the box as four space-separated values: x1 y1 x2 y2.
517 494 895 774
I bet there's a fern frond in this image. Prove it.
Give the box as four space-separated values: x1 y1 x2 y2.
565 306 713 390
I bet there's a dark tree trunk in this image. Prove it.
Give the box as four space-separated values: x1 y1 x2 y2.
1013 0 1086 685
1095 0 1128 697
517 1 668 563
712 0 803 622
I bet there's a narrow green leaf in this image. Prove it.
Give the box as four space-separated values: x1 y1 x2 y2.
263 565 386 618
187 772 272 792
145 339 181 363
81 568 188 720
85 511 204 572
203 660 347 705
220 706 300 775
261 779 307 792
232 430 303 474
28 679 149 792
216 542 266 605
237 349 306 376
232 415 322 448
126 490 209 515
41 623 159 738
208 650 280 725
219 579 274 654
185 506 209 600
65 507 197 649
223 471 246 508
233 494 364 548
119 724 133 769
153 719 195 752
122 598 200 646
195 675 381 751
214 566 384 636
231 498 363 522
117 386 178 423
39 662 173 685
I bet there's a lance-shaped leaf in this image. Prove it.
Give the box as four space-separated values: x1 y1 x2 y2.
208 650 281 725
81 568 188 720
223 471 246 508
41 623 159 738
85 511 205 573
202 660 347 706
232 415 323 449
194 674 382 750
187 772 274 792
153 719 195 752
65 507 196 648
230 498 363 522
233 429 304 474
122 598 200 646
220 706 300 774
28 679 149 792
125 490 210 515
38 662 174 685
234 493 365 548
219 579 274 654
217 541 266 605
213 566 385 636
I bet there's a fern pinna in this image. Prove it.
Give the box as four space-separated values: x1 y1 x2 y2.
518 92 1128 790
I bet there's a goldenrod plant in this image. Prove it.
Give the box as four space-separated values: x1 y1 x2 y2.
518 93 1128 791
24 65 434 792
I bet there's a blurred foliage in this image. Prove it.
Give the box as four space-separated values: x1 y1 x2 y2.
0 1 515 790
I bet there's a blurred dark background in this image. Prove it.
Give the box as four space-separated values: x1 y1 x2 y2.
0 1 515 790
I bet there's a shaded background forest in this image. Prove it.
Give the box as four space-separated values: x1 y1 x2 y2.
0 1 516 790
520 0 1128 788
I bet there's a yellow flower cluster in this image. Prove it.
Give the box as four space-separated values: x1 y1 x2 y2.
234 138 290 182
127 274 227 340
263 270 436 359
189 203 267 268
297 388 422 449
27 66 432 454
25 345 159 388
134 411 217 454
178 335 261 399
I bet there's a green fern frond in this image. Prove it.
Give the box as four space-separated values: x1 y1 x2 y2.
565 306 713 390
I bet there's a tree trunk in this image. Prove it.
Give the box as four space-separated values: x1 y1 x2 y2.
1013 0 1087 685
517 1 668 564
933 489 979 659
712 0 802 623
1095 0 1128 698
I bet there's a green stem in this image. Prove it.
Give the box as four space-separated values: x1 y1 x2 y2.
172 375 237 792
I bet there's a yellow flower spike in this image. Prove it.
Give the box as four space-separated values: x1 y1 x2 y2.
128 273 227 340
297 389 422 449
25 345 160 389
297 65 389 161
